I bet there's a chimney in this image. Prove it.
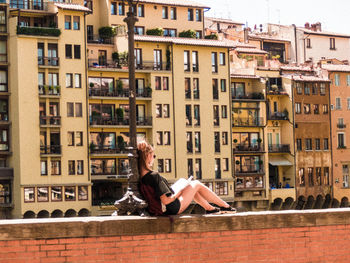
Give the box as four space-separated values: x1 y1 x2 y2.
259 24 263 32
311 23 317 32
315 22 321 32
304 22 310 29
244 28 249 43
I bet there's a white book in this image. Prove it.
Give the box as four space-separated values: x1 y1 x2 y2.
171 176 193 196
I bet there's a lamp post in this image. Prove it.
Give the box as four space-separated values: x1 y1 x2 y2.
114 0 147 215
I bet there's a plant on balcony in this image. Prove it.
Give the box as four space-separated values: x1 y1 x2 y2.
44 85 49 94
179 29 196 38
252 92 264 99
116 80 123 95
116 108 124 122
283 108 289 119
235 160 240 165
204 34 218 40
112 52 120 68
145 86 152 96
55 85 60 94
117 136 125 151
257 138 262 143
119 52 128 67
98 26 116 40
146 28 163 36
89 142 96 153
166 48 171 70
233 139 238 143
89 82 94 88
17 26 61 37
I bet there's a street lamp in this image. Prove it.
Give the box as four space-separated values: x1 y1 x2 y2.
114 0 147 215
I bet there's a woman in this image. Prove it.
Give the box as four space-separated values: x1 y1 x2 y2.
138 141 236 216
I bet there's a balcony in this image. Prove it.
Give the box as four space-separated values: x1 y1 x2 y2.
233 144 263 153
40 145 61 155
268 144 290 153
268 111 289 121
38 56 59 67
235 165 264 175
337 123 346 129
232 92 265 101
232 117 264 127
88 59 171 71
87 34 114 45
38 85 60 96
90 145 128 155
17 26 61 37
10 0 49 10
90 116 152 127
89 88 151 99
91 166 116 177
39 116 61 127
267 88 288 96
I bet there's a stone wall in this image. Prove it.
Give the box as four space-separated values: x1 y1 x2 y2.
1 209 350 262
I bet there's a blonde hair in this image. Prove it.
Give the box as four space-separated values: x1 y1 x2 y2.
137 141 154 172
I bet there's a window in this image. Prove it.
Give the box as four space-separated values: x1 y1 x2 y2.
212 52 218 73
347 75 350 86
299 168 305 186
163 104 170 118
134 26 144 35
323 104 328 114
162 6 168 19
334 74 340 86
41 160 47 175
165 159 171 173
194 132 201 152
338 118 344 128
75 103 82 117
118 3 125 15
308 167 314 186
215 181 228 195
221 105 227 118
164 28 176 37
348 98 350 110
312 83 318 95
195 9 202 21
343 165 349 188
66 73 73 88
296 138 302 151
77 160 84 175
74 45 81 59
51 160 61 175
213 105 219 126
188 8 193 21
221 79 226 92
84 0 93 12
137 4 144 17
170 7 176 20
65 186 76 201
48 73 58 86
187 132 193 153
37 187 49 202
186 105 192 125
184 51 190 71
111 2 117 15
193 78 199 99
219 52 225 65
158 159 164 173
338 133 345 148
156 131 163 145
155 76 161 90
78 186 88 200
316 167 322 186
68 160 75 175
65 44 72 59
187 159 193 177
68 132 74 146
212 79 218 100
321 138 328 151
194 105 200 126
196 31 202 39
315 138 320 150
305 138 312 150
306 38 311 48
51 186 62 201
313 104 319 114
163 77 169 90
304 103 310 114
75 74 81 88
336 97 341 109
195 159 202 179
67 102 74 117
296 82 302 94
24 188 35 202
320 83 326 95
164 132 171 145
73 16 80 30
65 15 71 30
222 132 228 145
324 167 330 185
295 103 301 114
76 132 83 146
223 158 229 172
214 132 220 153
215 158 221 179
330 37 336 50
192 51 199 72
185 78 191 99
304 83 310 95
156 104 162 118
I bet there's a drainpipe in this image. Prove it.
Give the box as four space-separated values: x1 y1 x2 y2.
293 24 298 64
170 43 177 178
328 79 334 200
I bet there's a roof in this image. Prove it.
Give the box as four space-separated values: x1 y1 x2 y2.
223 39 256 48
235 47 267 55
321 64 350 72
300 28 350 38
205 17 244 25
248 33 291 43
280 66 313 72
138 0 210 9
231 74 260 79
54 3 91 13
286 75 330 82
134 35 235 48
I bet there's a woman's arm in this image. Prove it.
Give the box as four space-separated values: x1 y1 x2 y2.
160 186 188 205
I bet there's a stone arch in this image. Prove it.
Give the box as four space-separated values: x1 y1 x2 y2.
78 208 90 217
340 197 349 208
23 211 36 219
313 195 324 209
331 198 340 208
304 195 315 209
64 209 77 217
322 194 332 209
281 197 294 210
270 198 283 210
295 196 306 210
51 209 63 218
37 210 50 218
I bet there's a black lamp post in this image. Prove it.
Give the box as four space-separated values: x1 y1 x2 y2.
114 0 147 215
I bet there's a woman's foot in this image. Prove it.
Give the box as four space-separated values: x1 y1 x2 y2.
205 207 220 214
219 206 237 214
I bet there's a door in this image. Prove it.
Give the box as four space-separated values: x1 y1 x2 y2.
268 133 272 151
136 104 145 124
38 43 44 65
40 131 47 153
50 132 60 154
153 49 162 70
136 79 144 96
98 50 107 66
48 44 58 66
135 48 142 68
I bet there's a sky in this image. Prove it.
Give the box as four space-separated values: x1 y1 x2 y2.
198 0 350 34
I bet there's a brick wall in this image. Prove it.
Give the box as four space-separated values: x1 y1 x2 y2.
1 209 350 262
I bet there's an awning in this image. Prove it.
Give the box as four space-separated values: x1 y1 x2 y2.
269 156 292 166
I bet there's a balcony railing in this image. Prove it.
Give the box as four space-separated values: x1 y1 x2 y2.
88 59 171 71
233 117 264 127
10 0 49 10
89 88 151 98
267 88 288 95
233 144 263 153
87 34 114 45
91 166 116 176
90 145 128 155
38 56 59 67
17 26 61 37
268 112 289 120
40 145 61 155
268 144 290 153
337 123 346 129
38 85 61 96
90 116 152 126
232 92 265 100
235 165 264 175
39 116 61 126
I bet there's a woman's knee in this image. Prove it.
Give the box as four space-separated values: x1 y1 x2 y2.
190 180 203 189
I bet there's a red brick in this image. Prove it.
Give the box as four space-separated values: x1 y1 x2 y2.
26 246 40 252
0 246 26 253
59 238 84 244
40 245 65 251
20 240 46 246
60 249 85 257
47 251 60 257
45 239 59 245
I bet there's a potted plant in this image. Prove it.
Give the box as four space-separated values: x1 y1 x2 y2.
116 80 123 96
145 86 152 97
283 108 289 119
44 85 49 95
98 26 116 42
55 85 60 95
112 52 120 67
89 142 96 153
116 108 124 123
166 48 171 70
233 139 238 144
257 138 262 144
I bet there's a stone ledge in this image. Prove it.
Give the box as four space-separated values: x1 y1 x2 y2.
1 208 350 241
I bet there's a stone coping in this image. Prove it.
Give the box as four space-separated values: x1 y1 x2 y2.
1 208 350 241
